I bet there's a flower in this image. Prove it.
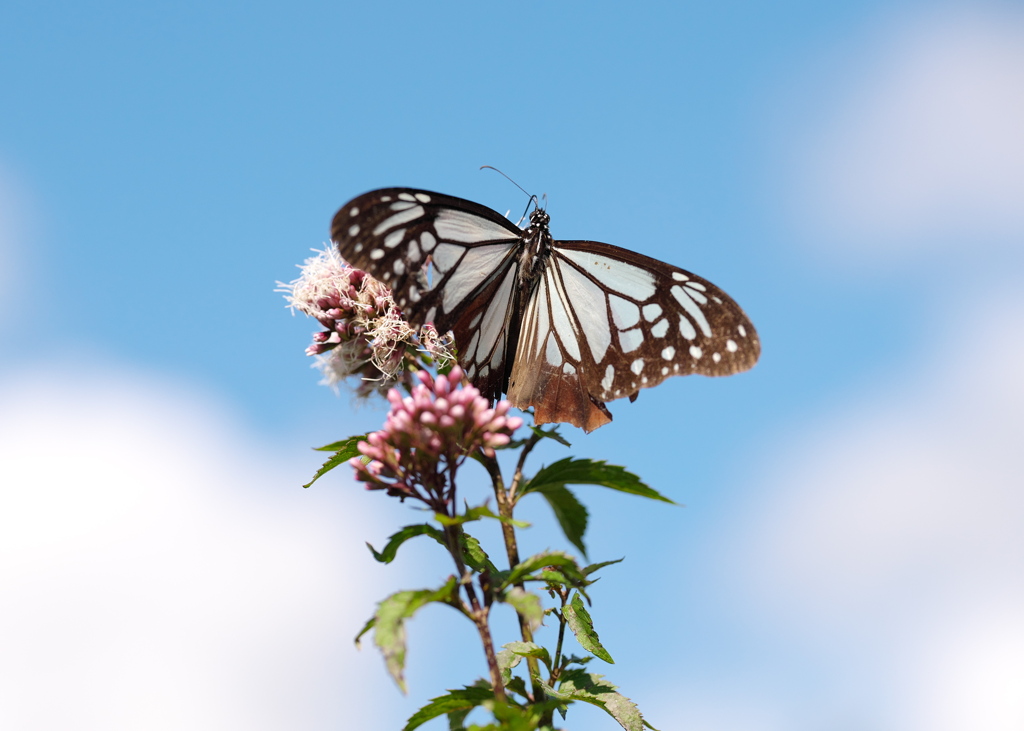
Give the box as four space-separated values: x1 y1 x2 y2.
278 246 453 393
351 367 523 502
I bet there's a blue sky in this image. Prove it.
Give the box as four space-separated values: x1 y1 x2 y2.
2 1 1023 729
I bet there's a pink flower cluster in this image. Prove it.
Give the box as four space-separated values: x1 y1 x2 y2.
351 367 523 501
278 246 451 393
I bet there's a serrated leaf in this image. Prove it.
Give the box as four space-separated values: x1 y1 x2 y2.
435 504 530 529
303 443 364 488
549 669 658 731
353 616 375 649
563 592 614 663
402 683 494 731
532 484 589 557
503 589 545 634
499 551 583 590
501 640 551 669
583 557 624 576
528 424 572 448
367 524 446 564
519 458 673 504
460 532 497 573
314 434 369 452
374 578 459 692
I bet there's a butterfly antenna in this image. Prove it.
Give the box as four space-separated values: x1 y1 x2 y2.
479 165 532 198
480 165 540 225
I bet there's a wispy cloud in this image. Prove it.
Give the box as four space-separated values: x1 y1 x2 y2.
785 7 1024 263
0 367 405 730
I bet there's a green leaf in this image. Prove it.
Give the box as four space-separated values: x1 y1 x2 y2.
303 435 368 488
519 457 674 504
501 641 551 669
366 524 446 564
435 504 530 529
460 531 498 573
532 484 589 557
314 434 369 452
402 682 494 731
499 551 584 590
583 557 624 577
528 424 572 448
373 578 459 692
548 669 658 731
503 588 545 633
353 616 375 649
563 592 613 663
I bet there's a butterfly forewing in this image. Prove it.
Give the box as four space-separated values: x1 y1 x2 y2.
331 188 760 432
330 188 523 335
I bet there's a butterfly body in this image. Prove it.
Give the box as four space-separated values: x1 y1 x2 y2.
331 188 760 432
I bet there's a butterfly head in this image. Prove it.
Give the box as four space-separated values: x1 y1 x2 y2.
528 207 550 230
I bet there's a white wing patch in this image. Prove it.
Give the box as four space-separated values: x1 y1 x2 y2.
434 209 519 243
439 243 516 313
561 250 657 300
558 262 611 363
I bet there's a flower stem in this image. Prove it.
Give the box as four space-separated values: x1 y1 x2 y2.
480 450 544 705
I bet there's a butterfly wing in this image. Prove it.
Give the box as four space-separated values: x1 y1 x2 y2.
505 240 760 432
330 188 525 400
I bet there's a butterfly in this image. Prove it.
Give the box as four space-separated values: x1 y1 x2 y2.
331 188 760 432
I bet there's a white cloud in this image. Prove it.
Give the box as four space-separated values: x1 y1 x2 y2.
0 367 411 730
718 292 1024 729
786 8 1024 262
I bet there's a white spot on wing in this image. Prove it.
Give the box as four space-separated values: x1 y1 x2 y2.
440 243 515 312
545 268 582 362
672 271 689 281
630 358 644 375
434 209 518 243
370 249 384 260
415 193 431 203
373 205 424 235
609 295 641 329
397 192 416 201
348 224 359 236
661 346 675 360
383 228 405 248
726 339 738 352
671 285 712 337
560 250 657 300
420 230 436 252
545 333 560 366
349 206 359 217
393 259 405 275
473 267 516 361
408 239 421 262
684 285 708 304
642 303 662 321
689 345 702 359
713 352 721 363
601 364 614 392
651 319 669 338
562 362 576 375
738 325 747 337
558 261 612 363
619 328 644 353
432 243 463 274
679 317 696 340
